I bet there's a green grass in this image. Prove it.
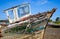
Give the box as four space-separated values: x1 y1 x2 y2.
54 21 60 24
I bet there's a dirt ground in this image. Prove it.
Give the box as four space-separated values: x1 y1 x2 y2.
0 26 60 39
44 26 60 39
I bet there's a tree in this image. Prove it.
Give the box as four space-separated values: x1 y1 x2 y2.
54 17 60 24
56 17 60 22
48 19 52 22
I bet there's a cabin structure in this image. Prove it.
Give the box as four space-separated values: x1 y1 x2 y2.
4 3 31 23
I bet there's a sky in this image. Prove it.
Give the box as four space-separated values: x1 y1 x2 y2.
0 0 60 21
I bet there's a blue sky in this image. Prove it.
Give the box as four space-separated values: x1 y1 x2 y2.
0 0 60 21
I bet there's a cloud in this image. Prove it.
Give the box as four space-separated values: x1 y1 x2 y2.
21 0 48 6
40 0 48 4
34 0 48 6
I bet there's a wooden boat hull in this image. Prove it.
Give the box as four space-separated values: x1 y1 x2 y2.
2 8 56 34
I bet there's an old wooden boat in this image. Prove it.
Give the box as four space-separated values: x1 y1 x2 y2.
2 3 56 33
0 3 56 39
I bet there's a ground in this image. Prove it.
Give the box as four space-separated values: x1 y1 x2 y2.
0 26 60 39
44 26 60 39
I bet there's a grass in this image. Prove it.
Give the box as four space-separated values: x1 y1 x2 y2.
54 21 60 24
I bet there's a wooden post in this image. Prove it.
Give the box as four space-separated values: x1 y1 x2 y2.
0 26 3 37
13 8 18 21
40 30 44 39
5 11 11 23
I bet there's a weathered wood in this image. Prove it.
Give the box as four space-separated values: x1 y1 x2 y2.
0 28 3 38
